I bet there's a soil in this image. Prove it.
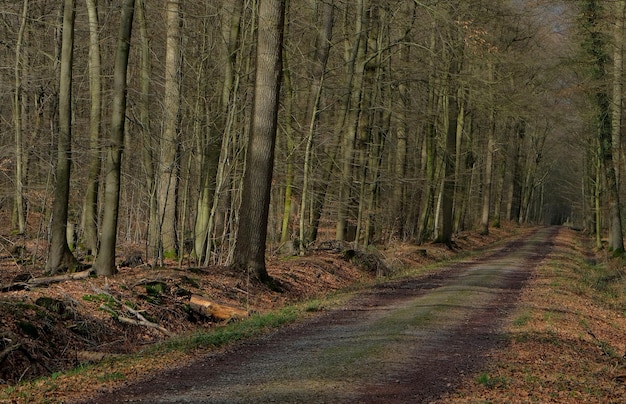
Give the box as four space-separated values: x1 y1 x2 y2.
76 227 557 403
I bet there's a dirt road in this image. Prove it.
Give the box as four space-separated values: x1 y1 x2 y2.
83 227 557 403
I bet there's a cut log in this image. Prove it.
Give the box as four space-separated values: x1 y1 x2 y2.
189 294 248 321
75 350 121 364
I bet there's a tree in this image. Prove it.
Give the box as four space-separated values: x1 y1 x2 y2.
298 1 334 254
579 0 624 253
81 0 103 255
157 0 182 259
94 0 135 276
232 0 286 285
46 0 78 275
13 0 28 235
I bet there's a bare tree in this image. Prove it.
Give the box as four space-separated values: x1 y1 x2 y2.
81 0 103 255
157 0 182 260
232 0 286 285
13 0 28 235
46 0 78 275
94 0 135 276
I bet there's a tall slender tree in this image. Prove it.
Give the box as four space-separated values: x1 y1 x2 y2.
46 0 78 275
82 0 103 255
13 0 28 235
232 0 286 285
157 0 182 259
94 0 135 276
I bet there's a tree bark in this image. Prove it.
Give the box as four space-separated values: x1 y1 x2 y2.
46 0 78 275
157 0 182 259
94 0 135 276
81 0 102 255
612 0 625 188
232 0 286 285
13 0 28 235
336 0 368 242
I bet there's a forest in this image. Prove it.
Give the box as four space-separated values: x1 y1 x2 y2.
5 0 626 399
0 0 619 278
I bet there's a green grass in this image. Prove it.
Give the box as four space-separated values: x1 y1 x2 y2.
476 372 508 389
512 311 532 327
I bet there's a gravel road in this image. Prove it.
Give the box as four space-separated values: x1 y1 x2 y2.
83 227 557 403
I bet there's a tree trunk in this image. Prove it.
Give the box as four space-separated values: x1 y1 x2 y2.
81 0 102 255
392 81 408 239
13 0 28 235
612 0 625 188
136 0 159 262
336 0 367 241
437 25 461 245
94 0 135 276
46 0 78 275
232 0 286 285
158 0 182 259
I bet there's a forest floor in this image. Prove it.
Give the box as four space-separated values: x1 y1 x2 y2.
0 224 625 402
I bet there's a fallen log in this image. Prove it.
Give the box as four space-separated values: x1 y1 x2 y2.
1 268 94 292
75 350 121 364
27 268 94 286
189 294 248 321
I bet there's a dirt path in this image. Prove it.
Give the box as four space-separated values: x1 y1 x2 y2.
82 227 557 403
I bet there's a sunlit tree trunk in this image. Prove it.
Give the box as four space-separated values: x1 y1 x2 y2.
158 0 182 259
46 0 78 275
94 0 135 276
136 0 159 261
480 63 496 236
81 0 102 255
13 0 28 235
232 0 285 284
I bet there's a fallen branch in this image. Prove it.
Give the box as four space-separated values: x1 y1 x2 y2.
117 315 174 337
27 267 94 286
92 286 174 337
0 343 21 365
1 268 96 291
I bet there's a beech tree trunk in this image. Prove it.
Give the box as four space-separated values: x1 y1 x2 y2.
46 0 78 275
336 0 367 242
13 0 28 235
232 0 286 285
94 0 135 276
81 0 102 255
157 0 182 259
